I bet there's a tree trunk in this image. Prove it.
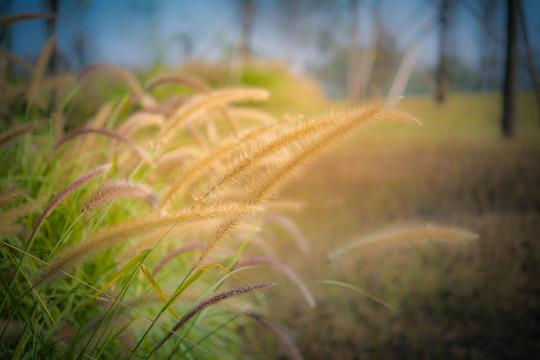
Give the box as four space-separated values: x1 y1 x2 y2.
238 0 254 64
502 0 518 137
517 0 540 124
45 0 59 76
436 0 450 103
45 0 63 138
347 0 361 101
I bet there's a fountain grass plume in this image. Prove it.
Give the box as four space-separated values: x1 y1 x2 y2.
41 203 261 280
82 181 158 213
328 224 479 260
160 87 270 142
248 108 420 203
195 105 419 266
161 123 278 208
198 105 387 205
26 164 112 249
154 282 277 352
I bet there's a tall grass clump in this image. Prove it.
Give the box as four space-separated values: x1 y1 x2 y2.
1 22 481 359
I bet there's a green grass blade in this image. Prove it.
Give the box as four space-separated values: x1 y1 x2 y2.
140 263 180 320
76 250 150 312
308 279 394 310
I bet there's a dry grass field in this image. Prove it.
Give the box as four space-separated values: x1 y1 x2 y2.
1 48 539 358
258 93 540 359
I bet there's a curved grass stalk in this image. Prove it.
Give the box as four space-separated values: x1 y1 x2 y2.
261 213 311 254
0 50 34 73
0 119 50 147
183 122 208 149
35 74 75 92
78 63 146 101
87 101 114 129
204 115 219 142
328 224 479 260
234 256 316 308
246 312 303 360
215 107 240 137
117 112 164 137
309 279 394 309
228 106 278 125
0 12 55 26
153 242 236 276
26 164 112 249
145 74 212 93
55 127 153 165
156 95 189 115
250 235 278 258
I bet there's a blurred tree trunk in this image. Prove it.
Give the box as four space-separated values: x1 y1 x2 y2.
502 0 518 137
436 0 450 103
45 0 59 76
45 0 63 137
238 0 254 64
347 0 360 101
0 0 12 47
517 0 540 123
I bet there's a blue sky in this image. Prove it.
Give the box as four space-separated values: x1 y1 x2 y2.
5 0 540 75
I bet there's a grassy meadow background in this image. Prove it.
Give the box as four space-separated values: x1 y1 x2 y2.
272 92 540 359
2 1 540 359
